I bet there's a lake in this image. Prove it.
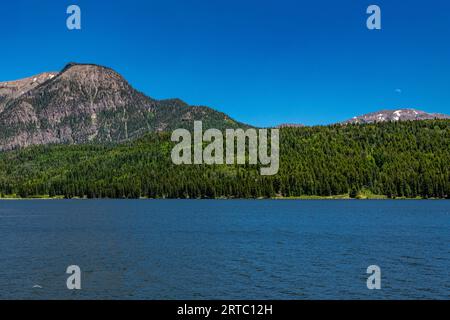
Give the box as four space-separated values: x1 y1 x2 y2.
0 200 449 300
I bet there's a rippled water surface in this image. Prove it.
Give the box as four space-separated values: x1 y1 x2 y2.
0 200 449 299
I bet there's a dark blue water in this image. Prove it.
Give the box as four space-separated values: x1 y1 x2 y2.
0 200 449 300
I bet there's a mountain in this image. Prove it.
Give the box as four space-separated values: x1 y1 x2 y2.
344 108 450 124
276 123 305 129
0 63 244 151
0 72 57 113
1 64 449 152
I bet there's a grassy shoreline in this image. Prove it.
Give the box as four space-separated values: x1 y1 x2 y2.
0 194 442 200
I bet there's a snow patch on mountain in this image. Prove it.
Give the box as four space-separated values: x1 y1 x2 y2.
344 108 450 124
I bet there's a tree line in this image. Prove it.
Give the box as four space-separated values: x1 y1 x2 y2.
0 120 448 199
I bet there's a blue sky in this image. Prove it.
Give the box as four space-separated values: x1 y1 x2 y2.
1 0 449 126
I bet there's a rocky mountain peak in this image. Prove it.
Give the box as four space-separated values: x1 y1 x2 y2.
0 72 58 113
344 108 450 124
59 63 124 80
0 63 243 151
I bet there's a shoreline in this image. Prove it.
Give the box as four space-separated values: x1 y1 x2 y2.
0 195 446 201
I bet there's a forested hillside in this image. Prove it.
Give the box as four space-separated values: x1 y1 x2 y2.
0 120 448 199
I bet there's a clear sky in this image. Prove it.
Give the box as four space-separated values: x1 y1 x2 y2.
1 0 449 126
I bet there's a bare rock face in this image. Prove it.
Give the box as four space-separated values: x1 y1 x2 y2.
0 72 57 113
344 109 450 124
0 63 243 151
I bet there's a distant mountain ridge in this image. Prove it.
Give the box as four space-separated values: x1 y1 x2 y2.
274 109 450 128
276 123 305 129
0 63 244 151
1 63 449 151
344 109 450 124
